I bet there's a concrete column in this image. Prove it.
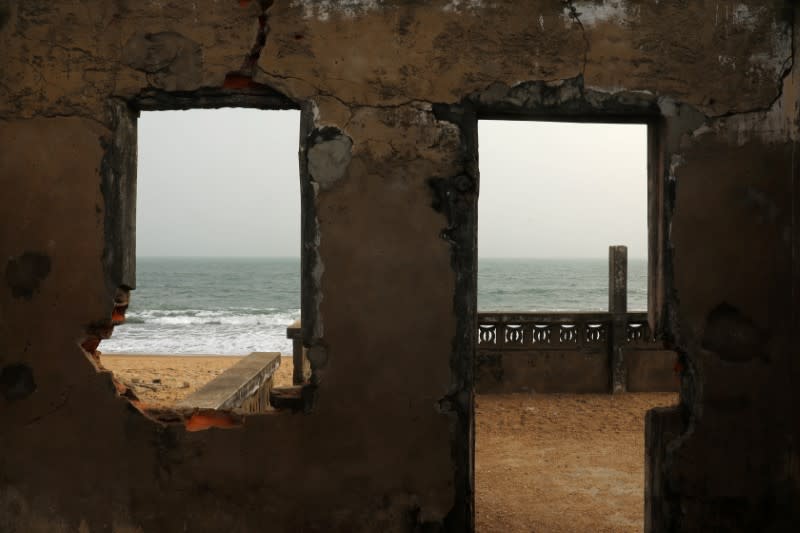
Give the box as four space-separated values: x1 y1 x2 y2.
609 245 628 393
286 319 305 385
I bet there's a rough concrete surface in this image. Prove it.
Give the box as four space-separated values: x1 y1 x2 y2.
1 1 799 532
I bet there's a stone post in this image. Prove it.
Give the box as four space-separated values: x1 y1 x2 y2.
609 245 628 393
286 319 305 385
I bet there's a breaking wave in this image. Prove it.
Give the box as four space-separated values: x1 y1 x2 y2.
123 309 297 326
101 308 300 356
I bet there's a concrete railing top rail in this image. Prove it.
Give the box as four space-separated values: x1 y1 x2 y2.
175 352 280 411
478 311 648 322
287 319 301 339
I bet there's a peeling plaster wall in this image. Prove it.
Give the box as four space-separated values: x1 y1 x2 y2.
0 1 798 532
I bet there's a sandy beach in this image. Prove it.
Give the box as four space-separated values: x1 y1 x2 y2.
100 354 675 532
100 353 294 405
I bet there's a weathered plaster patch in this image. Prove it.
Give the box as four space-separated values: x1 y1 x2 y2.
691 34 796 146
730 3 766 30
748 22 792 79
122 32 203 91
5 252 51 300
700 78 797 146
307 130 353 190
0 363 36 401
443 0 484 13
668 154 685 182
290 0 381 21
701 303 768 363
657 97 680 117
291 0 488 19
713 5 792 80
308 100 322 127
562 0 635 26
585 84 655 99
691 124 714 138
718 55 737 71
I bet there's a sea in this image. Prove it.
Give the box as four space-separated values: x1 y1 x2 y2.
101 257 647 355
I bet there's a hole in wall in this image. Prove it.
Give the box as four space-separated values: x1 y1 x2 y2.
473 120 678 532
94 108 303 418
0 363 36 402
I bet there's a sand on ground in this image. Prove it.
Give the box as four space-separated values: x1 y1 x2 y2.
100 355 676 532
100 353 294 405
476 392 678 533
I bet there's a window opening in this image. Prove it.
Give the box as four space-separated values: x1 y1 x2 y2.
98 108 303 411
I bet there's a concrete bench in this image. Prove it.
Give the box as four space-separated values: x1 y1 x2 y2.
175 352 280 413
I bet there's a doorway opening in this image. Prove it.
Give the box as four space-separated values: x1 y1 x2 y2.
474 119 678 533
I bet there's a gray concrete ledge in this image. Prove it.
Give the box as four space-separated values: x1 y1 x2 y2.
175 352 280 411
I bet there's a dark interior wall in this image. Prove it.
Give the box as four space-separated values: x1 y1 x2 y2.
659 138 799 531
0 2 797 532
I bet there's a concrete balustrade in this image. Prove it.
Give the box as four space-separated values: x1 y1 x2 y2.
176 352 281 412
476 246 678 394
475 311 677 393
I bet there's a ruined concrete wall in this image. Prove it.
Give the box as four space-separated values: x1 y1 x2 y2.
654 18 800 526
1 1 798 531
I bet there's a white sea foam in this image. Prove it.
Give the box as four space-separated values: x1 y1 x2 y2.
101 308 301 355
125 309 299 327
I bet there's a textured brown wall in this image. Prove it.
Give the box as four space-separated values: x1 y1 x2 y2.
1 1 798 531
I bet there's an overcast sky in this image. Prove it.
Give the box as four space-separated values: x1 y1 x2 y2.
136 110 647 259
478 120 648 259
137 109 302 257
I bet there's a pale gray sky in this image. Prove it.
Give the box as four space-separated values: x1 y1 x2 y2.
136 108 301 257
478 120 648 259
136 111 647 259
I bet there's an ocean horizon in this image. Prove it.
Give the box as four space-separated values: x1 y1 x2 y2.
101 256 647 355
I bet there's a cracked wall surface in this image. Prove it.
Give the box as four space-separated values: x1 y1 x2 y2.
1 1 799 532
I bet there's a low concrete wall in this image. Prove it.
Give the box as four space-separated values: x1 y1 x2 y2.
476 312 679 394
626 350 678 392
476 351 609 393
476 348 678 394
